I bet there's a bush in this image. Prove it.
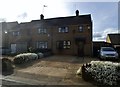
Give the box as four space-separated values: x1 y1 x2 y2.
13 53 39 64
33 48 52 53
2 58 14 74
13 56 25 64
37 53 44 59
77 61 120 86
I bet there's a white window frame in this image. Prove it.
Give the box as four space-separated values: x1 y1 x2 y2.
57 40 71 49
36 41 48 49
79 26 83 32
58 27 69 33
13 31 20 36
38 28 47 34
87 26 91 29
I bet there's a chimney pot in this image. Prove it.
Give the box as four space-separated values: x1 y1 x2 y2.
76 10 79 16
40 14 44 20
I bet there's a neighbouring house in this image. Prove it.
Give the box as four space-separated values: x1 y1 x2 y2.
2 10 93 57
106 33 120 56
0 22 18 55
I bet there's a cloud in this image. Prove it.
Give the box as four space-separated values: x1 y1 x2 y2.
119 29 120 33
103 28 118 36
65 0 119 2
93 28 118 41
93 32 105 41
0 18 6 22
93 32 102 38
17 12 27 19
42 0 70 18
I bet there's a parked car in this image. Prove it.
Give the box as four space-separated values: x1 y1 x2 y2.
98 47 119 60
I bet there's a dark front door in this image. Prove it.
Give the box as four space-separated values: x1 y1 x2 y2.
77 42 84 57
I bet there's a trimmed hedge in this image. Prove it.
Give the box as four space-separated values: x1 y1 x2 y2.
77 61 120 86
13 53 43 64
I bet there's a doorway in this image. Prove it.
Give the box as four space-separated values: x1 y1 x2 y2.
77 41 84 57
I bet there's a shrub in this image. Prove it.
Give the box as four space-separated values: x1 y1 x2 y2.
37 53 44 59
2 58 14 73
33 48 52 53
77 61 120 86
13 56 25 64
13 53 39 64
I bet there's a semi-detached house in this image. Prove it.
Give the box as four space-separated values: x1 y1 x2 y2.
8 10 93 56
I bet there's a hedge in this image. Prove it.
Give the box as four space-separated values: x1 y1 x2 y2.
77 61 120 86
2 58 14 74
13 53 43 64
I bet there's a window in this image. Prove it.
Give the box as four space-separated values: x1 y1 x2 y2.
78 26 83 32
38 28 47 34
13 31 20 36
87 26 91 29
63 41 71 49
58 27 69 33
36 41 48 49
57 40 71 49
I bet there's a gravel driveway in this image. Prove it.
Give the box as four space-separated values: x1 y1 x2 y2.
7 55 98 86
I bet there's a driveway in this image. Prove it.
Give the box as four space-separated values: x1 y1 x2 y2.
3 55 98 86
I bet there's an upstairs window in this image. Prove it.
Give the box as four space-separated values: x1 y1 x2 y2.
36 41 48 49
58 27 69 33
87 25 91 30
57 40 71 49
78 26 83 32
38 28 47 34
13 31 20 36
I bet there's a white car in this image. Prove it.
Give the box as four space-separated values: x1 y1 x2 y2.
99 47 119 60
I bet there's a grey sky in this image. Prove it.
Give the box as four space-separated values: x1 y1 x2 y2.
0 0 119 41
65 2 118 41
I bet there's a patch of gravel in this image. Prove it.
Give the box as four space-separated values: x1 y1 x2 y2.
3 55 98 86
18 66 68 77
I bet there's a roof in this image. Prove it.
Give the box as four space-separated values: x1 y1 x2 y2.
93 41 107 45
31 14 92 26
9 14 92 31
107 33 120 45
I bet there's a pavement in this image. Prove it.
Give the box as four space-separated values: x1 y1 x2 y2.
1 55 98 87
1 75 43 85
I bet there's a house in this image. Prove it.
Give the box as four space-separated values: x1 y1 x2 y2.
106 33 120 56
106 33 120 47
0 22 18 54
5 10 93 56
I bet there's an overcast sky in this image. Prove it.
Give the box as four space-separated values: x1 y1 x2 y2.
0 0 119 41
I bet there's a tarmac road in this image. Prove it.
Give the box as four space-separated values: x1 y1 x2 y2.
2 79 28 86
1 75 40 87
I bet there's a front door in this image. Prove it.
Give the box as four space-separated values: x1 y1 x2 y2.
77 42 84 57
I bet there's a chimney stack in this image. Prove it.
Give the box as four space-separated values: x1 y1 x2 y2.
76 10 79 16
40 14 44 20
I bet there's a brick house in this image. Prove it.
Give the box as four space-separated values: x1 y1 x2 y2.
0 22 18 54
7 10 93 56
